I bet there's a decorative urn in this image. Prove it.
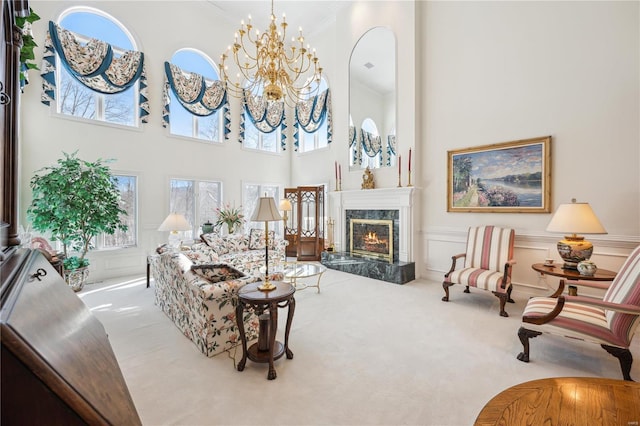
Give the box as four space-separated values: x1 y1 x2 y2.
577 260 598 276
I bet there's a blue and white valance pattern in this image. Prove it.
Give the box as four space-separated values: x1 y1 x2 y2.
292 89 333 152
361 129 382 158
386 134 397 166
239 90 286 147
350 126 362 165
162 62 231 139
40 21 149 124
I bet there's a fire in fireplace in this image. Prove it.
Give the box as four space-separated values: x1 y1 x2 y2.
349 219 393 261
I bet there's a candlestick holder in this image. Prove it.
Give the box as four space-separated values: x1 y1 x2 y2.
335 180 339 191
407 171 413 187
397 173 402 188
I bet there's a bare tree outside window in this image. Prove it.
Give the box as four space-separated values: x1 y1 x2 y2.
102 175 137 248
170 179 221 239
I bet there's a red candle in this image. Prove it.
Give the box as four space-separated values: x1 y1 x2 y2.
409 148 412 172
398 155 401 175
338 164 342 180
335 161 338 180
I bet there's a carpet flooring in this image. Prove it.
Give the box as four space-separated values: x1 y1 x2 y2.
79 268 640 425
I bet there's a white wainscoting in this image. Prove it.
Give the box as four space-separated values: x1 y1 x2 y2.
422 226 638 295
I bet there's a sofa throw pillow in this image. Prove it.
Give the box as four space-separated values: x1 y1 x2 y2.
248 228 276 250
184 243 219 265
191 264 245 283
200 232 229 255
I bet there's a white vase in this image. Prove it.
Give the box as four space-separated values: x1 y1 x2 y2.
577 261 597 276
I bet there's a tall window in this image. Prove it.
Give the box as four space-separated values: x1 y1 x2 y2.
97 174 137 249
56 8 138 127
169 179 222 240
242 183 282 235
169 49 223 142
243 120 280 152
298 77 329 153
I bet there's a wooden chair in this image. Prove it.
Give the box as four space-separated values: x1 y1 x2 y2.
517 245 640 381
442 226 516 317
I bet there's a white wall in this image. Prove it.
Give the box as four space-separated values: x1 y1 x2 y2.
420 1 640 289
17 1 639 286
21 1 292 282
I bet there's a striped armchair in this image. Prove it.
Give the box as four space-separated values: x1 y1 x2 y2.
517 245 640 380
442 226 516 317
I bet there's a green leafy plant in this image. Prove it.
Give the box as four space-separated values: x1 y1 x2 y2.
214 203 245 233
15 8 41 85
27 151 128 270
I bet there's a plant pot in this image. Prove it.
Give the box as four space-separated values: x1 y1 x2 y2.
64 267 90 292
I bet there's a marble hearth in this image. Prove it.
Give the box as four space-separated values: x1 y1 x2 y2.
324 187 417 284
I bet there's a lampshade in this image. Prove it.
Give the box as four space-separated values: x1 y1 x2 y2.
158 213 192 232
279 199 292 212
546 199 607 270
251 197 282 222
546 202 607 235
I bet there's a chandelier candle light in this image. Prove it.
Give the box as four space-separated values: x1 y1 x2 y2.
220 0 323 107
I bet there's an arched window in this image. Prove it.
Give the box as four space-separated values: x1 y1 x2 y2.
241 81 282 153
53 7 141 127
168 49 224 142
297 77 330 153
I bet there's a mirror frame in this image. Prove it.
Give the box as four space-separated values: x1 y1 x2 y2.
348 26 397 170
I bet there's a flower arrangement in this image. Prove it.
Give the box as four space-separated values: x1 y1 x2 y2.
215 203 245 234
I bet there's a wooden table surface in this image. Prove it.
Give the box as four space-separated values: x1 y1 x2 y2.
475 377 640 426
531 263 617 281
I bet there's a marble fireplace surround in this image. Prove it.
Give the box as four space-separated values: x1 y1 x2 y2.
325 187 417 284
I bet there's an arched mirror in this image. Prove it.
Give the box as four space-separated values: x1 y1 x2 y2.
349 27 396 169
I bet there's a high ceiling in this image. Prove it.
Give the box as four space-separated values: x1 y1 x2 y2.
205 1 394 96
206 1 348 38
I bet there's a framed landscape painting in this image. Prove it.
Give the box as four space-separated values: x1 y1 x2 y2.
447 136 551 213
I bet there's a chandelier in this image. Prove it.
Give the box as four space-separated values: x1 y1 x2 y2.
219 0 323 108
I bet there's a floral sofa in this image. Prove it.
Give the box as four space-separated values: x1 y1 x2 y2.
150 230 287 357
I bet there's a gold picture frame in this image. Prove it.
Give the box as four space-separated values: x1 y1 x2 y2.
447 136 552 213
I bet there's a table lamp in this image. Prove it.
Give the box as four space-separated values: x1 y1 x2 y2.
158 213 191 250
546 199 607 269
279 198 292 228
251 196 282 291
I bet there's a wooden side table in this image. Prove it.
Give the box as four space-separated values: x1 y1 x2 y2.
531 263 616 297
236 281 295 380
475 377 640 426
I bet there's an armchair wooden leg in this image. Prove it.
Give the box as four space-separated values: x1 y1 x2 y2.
442 281 453 302
464 285 470 294
507 286 515 304
494 292 509 317
517 327 542 362
601 345 634 381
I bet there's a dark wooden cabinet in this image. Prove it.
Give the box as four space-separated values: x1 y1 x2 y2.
1 249 141 425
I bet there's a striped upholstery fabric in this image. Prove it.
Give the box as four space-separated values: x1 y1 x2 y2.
447 226 515 292
523 245 640 348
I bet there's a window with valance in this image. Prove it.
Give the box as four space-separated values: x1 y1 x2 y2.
162 50 230 142
294 78 333 152
240 89 285 153
41 11 148 127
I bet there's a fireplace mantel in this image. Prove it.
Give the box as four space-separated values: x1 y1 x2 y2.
328 187 417 263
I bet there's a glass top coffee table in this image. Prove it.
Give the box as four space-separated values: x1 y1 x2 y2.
279 262 326 293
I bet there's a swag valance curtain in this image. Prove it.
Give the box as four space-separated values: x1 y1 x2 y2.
292 89 333 151
41 21 149 124
162 62 231 139
387 134 397 166
239 90 286 148
361 129 382 158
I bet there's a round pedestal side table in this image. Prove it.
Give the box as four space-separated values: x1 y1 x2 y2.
236 281 296 380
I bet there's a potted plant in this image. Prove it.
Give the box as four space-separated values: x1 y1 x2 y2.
214 203 245 234
27 151 128 291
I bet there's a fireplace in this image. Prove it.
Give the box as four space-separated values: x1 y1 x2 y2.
323 188 416 284
350 219 393 262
